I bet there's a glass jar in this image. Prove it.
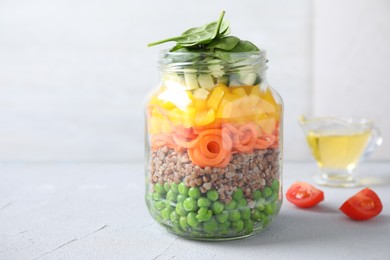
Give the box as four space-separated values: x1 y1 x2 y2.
145 50 283 240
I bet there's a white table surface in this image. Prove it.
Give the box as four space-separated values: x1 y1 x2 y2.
1 162 389 260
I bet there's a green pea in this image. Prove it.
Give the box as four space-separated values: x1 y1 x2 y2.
240 207 251 220
207 189 219 201
253 190 262 200
152 192 163 201
231 220 244 232
267 192 278 203
237 198 247 208
161 207 172 220
178 182 189 196
172 222 182 233
215 212 229 223
211 201 224 214
171 183 179 193
165 200 173 208
196 207 212 222
262 216 270 227
228 210 241 222
175 202 188 216
187 212 200 228
177 194 186 203
191 230 201 237
170 211 180 222
155 201 166 211
232 188 243 201
179 216 188 229
164 182 171 192
243 219 254 234
197 197 211 208
271 179 280 192
252 209 266 221
262 186 273 198
220 221 231 232
255 200 265 211
155 183 166 194
166 190 178 202
183 198 198 212
264 203 275 216
203 218 219 233
225 200 237 210
188 187 201 199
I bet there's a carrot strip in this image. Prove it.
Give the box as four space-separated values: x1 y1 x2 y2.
172 134 199 148
188 129 232 168
254 134 276 149
151 134 176 150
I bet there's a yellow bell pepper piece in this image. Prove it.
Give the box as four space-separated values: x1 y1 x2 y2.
250 86 262 96
207 85 229 111
195 109 216 126
193 98 208 111
258 118 276 135
231 87 247 97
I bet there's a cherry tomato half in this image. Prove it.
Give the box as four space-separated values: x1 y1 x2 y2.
286 182 324 208
340 188 383 221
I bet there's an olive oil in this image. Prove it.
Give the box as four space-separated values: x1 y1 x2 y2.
306 130 372 171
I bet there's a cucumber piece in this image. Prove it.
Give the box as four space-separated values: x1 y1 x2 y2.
184 69 199 90
192 88 210 100
217 75 229 85
162 73 186 88
240 72 258 86
208 64 224 78
197 74 215 90
229 79 242 87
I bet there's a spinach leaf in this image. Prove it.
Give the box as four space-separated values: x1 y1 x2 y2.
148 11 228 47
208 36 240 51
229 40 259 52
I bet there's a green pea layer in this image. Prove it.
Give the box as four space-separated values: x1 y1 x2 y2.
147 180 281 239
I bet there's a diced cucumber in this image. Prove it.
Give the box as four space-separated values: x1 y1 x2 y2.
192 88 210 100
217 75 229 85
197 74 215 90
162 73 186 88
240 72 258 86
184 69 199 90
229 73 241 86
208 64 224 78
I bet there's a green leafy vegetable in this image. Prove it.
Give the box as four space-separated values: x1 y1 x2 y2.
147 11 259 54
148 11 229 47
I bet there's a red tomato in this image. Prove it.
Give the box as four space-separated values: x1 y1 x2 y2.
340 188 383 220
286 182 324 208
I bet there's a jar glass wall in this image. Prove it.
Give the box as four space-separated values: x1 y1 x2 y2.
145 50 283 240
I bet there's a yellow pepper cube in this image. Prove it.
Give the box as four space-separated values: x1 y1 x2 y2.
260 88 277 107
195 109 216 126
231 87 247 97
257 99 276 114
258 118 276 135
216 100 235 118
250 86 262 96
207 86 228 111
193 98 208 111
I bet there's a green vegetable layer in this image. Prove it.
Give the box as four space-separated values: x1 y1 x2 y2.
147 180 281 239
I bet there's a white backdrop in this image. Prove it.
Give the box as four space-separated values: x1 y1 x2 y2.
0 0 389 162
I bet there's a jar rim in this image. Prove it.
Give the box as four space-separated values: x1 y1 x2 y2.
158 49 268 73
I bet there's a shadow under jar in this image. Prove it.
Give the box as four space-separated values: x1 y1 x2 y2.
145 50 283 240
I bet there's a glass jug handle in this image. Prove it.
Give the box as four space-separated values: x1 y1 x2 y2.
362 126 383 160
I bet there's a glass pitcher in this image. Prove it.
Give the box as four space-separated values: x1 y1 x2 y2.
299 115 382 187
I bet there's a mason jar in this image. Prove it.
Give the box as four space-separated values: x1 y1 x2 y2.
145 50 283 240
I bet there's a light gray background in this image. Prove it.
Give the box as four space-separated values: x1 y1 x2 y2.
1 0 389 163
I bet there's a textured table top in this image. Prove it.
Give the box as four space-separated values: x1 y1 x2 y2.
1 162 389 260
